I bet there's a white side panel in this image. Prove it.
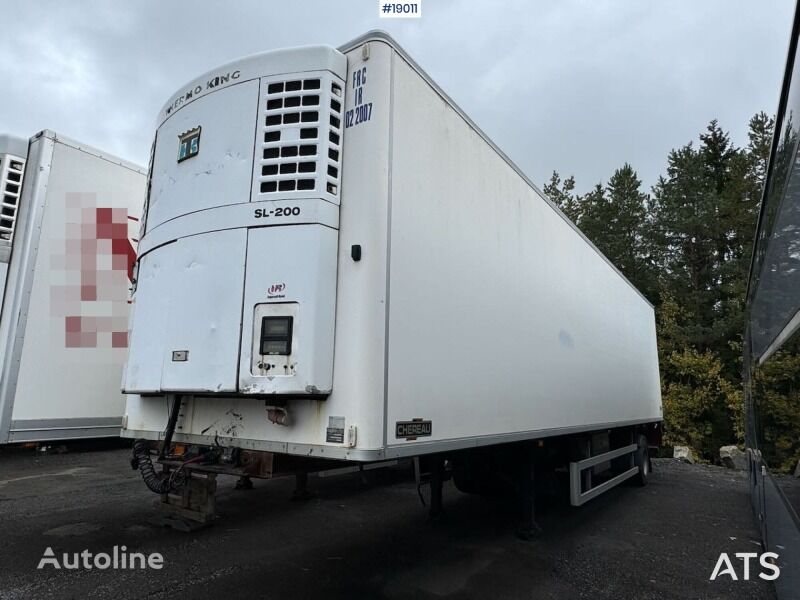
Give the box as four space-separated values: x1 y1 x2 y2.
0 263 8 306
3 137 144 437
385 55 662 448
146 79 259 232
125 229 247 393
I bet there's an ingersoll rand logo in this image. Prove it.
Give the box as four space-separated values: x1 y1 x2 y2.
267 283 286 299
396 419 432 440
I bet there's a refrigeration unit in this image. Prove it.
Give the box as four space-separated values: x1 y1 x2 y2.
0 135 28 301
122 32 662 528
0 131 144 443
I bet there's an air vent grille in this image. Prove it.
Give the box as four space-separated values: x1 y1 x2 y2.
0 155 25 242
256 72 343 202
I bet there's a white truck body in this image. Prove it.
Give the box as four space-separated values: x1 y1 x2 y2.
0 131 144 443
122 32 662 461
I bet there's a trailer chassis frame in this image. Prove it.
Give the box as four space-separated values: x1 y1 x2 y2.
568 443 639 506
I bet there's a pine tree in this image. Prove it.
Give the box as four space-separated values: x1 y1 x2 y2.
575 182 608 242
649 140 718 350
605 164 654 296
543 171 581 223
747 112 774 186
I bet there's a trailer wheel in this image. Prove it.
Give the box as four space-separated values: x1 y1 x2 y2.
633 434 650 486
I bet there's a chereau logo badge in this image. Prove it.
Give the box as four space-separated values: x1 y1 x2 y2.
396 419 432 440
37 546 164 570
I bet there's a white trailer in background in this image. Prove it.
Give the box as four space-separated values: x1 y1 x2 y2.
0 131 144 443
123 32 662 531
0 135 28 298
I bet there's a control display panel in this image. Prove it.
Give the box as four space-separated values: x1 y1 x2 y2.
251 303 298 377
260 316 293 355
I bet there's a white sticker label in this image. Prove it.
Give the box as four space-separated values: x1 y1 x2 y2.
327 416 345 443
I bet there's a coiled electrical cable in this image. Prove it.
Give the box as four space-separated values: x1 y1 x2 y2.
132 439 188 494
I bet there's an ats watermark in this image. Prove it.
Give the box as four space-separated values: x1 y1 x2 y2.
710 552 780 581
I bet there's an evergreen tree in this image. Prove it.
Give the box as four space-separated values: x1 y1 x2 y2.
543 171 581 223
649 141 718 350
547 114 800 466
747 112 775 186
575 182 608 241
605 164 654 297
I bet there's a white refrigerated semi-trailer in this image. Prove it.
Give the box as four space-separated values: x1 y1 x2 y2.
123 32 661 525
0 131 144 443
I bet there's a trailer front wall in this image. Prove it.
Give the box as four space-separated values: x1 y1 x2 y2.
122 44 394 457
384 53 662 451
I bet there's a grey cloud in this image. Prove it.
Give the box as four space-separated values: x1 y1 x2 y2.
1 0 792 193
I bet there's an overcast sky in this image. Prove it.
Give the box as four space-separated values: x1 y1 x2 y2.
1 0 794 194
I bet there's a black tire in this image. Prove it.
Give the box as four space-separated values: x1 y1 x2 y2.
452 455 515 498
633 434 651 486
452 463 479 494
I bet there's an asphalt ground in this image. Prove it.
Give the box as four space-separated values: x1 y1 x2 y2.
0 446 776 600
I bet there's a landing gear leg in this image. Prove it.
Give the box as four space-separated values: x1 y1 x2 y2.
292 470 312 501
429 457 444 519
517 443 541 539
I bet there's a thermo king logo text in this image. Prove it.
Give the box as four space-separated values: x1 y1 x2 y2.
165 70 241 116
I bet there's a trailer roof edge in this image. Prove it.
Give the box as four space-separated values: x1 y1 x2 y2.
31 130 147 176
339 30 654 310
0 134 28 158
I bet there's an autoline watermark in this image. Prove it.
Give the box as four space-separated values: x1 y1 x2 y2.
37 546 163 570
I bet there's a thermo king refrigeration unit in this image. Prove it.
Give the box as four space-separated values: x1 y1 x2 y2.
0 131 144 443
123 32 662 528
